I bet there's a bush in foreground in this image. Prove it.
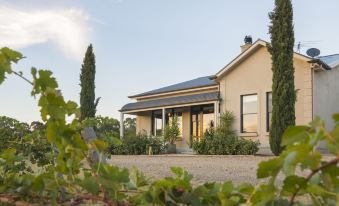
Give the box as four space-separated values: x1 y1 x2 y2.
193 112 260 155
110 134 164 155
1 47 339 206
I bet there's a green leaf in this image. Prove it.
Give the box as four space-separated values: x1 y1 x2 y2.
82 173 100 195
333 113 339 123
221 181 234 194
0 47 23 84
282 151 297 175
257 158 282 178
237 182 254 195
282 175 306 194
91 139 108 152
306 184 332 196
282 126 309 146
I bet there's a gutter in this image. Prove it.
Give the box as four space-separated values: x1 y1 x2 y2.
308 59 332 71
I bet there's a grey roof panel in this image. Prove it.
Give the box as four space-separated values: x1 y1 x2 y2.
121 92 219 112
129 76 217 98
319 54 339 68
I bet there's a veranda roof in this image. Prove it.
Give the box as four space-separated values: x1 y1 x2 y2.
120 92 219 112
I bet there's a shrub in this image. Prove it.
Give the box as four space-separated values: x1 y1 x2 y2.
192 112 259 155
0 116 53 169
163 115 181 144
110 134 164 155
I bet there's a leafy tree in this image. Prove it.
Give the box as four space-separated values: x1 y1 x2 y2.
124 117 136 138
0 116 52 169
83 116 120 147
80 44 100 121
268 0 296 155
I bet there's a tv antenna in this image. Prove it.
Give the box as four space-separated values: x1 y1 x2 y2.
295 40 321 53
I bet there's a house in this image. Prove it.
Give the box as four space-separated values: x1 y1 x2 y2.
120 37 339 153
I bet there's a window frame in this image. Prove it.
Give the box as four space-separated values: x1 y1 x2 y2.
190 104 215 139
240 93 258 133
266 92 272 132
151 110 163 136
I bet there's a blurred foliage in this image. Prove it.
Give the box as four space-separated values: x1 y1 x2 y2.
0 116 53 170
0 47 338 206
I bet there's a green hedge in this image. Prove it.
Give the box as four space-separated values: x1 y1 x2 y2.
192 112 260 155
192 135 259 155
110 135 164 155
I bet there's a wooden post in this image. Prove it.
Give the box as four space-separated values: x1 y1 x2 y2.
120 112 124 139
214 101 219 127
162 108 166 135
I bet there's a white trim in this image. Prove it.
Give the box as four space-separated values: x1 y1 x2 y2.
121 100 217 114
215 39 312 80
131 85 218 100
120 113 124 139
214 101 219 127
162 108 166 135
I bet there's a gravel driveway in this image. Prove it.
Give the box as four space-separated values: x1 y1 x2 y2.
108 155 274 185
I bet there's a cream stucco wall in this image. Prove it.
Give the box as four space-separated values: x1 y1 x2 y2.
218 46 313 147
136 111 152 135
314 66 339 130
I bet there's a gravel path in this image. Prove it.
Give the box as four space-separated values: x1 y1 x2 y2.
108 155 275 185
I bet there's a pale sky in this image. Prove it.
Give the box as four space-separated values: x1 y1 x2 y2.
0 0 338 123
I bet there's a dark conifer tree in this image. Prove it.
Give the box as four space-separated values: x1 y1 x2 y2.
80 44 100 121
268 0 296 155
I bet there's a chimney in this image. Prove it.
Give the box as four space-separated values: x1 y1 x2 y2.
241 35 253 52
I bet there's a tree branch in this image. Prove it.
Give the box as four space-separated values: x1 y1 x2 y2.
12 70 33 86
289 157 339 206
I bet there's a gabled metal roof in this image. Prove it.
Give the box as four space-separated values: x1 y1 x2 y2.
129 76 217 98
121 92 219 112
319 54 339 68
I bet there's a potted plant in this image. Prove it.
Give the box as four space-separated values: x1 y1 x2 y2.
163 115 180 153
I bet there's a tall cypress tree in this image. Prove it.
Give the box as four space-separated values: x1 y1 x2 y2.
80 44 100 121
268 0 296 155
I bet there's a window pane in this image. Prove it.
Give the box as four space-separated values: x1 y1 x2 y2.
153 110 162 136
243 95 257 114
192 116 197 137
155 118 162 136
203 113 214 135
268 92 272 112
243 114 257 133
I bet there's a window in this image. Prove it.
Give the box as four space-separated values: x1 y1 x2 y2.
191 104 215 141
267 92 272 132
241 94 258 133
152 110 163 136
